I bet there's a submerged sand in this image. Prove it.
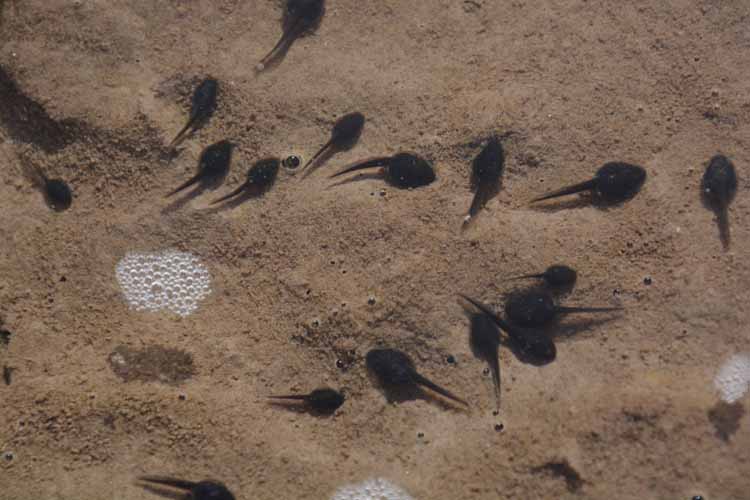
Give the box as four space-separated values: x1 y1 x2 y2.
1 1 749 499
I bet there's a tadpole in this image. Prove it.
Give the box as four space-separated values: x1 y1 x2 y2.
256 0 325 71
531 162 646 205
137 477 235 500
366 348 467 406
169 78 218 149
505 290 621 328
702 154 738 250
268 387 345 414
330 153 436 189
464 135 504 225
210 157 279 205
166 140 234 197
507 264 577 288
302 112 365 178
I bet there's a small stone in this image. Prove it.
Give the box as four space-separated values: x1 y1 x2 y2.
643 277 652 286
417 432 424 439
494 423 504 432
367 295 376 306
446 355 456 364
178 393 187 401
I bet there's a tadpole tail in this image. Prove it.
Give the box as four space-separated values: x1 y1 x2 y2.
257 20 303 70
717 205 731 250
137 476 196 492
329 157 391 179
530 178 597 203
457 294 513 333
165 173 202 197
463 185 490 226
168 117 196 149
487 349 501 411
555 305 622 314
268 394 309 401
210 183 246 205
411 371 468 406
301 138 334 176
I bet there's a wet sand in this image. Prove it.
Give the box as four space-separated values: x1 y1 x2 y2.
1 1 749 499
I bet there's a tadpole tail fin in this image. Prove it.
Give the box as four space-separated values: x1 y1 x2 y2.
137 476 196 492
457 294 513 333
555 305 622 314
301 138 334 177
165 173 202 198
329 157 391 179
210 183 246 205
530 178 597 203
168 117 196 149
268 394 308 401
468 184 490 219
717 205 731 250
411 371 468 406
257 20 303 71
489 351 501 411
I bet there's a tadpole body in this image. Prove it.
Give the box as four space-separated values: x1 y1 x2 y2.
505 290 620 328
458 294 557 364
302 112 365 177
269 387 345 414
702 154 738 249
330 153 436 189
531 162 646 204
137 477 235 500
366 348 467 406
465 136 504 224
24 164 72 211
211 157 279 205
166 140 233 197
169 78 218 149
508 264 577 288
257 0 325 71
469 312 502 410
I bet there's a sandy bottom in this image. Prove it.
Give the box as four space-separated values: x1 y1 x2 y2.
1 1 749 499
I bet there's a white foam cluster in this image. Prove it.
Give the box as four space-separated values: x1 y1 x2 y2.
331 478 414 500
115 250 211 317
714 353 750 403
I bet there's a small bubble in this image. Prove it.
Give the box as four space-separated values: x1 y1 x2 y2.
3 451 14 461
446 355 456 364
336 359 345 369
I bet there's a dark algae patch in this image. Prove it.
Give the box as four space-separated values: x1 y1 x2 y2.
108 345 195 385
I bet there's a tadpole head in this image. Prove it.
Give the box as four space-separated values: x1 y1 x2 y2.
702 154 738 209
519 334 556 364
192 481 236 500
505 291 557 328
385 153 436 188
543 265 577 287
307 388 345 413
192 78 218 118
331 112 365 149
366 348 415 386
286 0 325 26
247 158 280 189
472 135 505 184
44 178 72 211
594 162 646 202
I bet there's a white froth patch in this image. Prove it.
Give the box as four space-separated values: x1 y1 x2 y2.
714 353 750 403
115 251 211 317
331 478 414 500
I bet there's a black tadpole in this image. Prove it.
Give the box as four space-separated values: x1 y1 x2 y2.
469 312 502 410
507 264 577 288
505 290 621 328
531 162 646 204
169 78 218 149
166 140 234 197
137 476 235 500
302 112 365 178
210 157 280 205
366 348 467 406
464 135 504 225
330 152 436 189
256 0 325 72
268 387 345 414
702 154 738 250
458 294 557 364
23 164 72 211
